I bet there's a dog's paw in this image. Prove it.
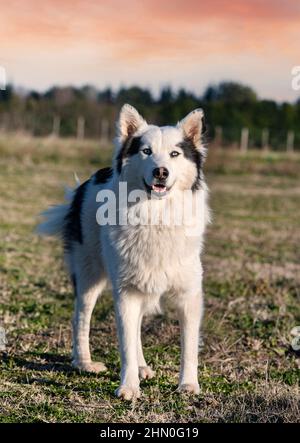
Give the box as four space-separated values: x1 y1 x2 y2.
116 385 141 401
73 361 107 374
178 383 200 395
139 366 155 380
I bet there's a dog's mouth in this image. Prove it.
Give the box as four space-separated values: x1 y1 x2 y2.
143 180 171 198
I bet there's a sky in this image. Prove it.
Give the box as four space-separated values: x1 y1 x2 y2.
0 0 300 101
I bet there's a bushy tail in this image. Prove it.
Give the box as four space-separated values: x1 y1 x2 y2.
36 178 79 237
36 202 70 237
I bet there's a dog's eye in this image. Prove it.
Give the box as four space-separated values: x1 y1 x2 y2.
142 148 152 156
170 151 180 158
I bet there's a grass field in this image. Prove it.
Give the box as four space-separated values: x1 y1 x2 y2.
0 134 299 423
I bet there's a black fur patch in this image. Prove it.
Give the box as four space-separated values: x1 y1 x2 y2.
94 167 113 184
63 179 89 250
177 138 202 191
116 136 142 174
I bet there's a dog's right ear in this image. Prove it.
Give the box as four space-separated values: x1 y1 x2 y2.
117 104 147 141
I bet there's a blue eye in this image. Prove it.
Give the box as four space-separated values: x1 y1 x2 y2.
142 148 152 155
170 151 180 158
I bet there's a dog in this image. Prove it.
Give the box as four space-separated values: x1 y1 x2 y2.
37 104 210 400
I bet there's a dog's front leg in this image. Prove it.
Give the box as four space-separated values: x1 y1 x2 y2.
114 290 142 400
177 290 203 395
137 313 155 380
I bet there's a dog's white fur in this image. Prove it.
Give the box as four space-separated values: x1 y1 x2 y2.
38 104 210 400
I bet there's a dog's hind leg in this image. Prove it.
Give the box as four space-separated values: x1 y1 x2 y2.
137 314 155 380
72 273 107 373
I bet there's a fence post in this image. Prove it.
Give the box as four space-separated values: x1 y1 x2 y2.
287 130 294 153
215 126 223 147
240 127 249 153
100 118 109 142
52 115 60 137
262 128 269 151
77 116 85 140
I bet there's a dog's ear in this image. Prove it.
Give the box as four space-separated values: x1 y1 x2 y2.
117 104 147 141
177 109 205 150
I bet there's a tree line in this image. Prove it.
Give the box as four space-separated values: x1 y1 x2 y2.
0 82 299 149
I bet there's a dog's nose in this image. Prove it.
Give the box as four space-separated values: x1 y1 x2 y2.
152 167 169 180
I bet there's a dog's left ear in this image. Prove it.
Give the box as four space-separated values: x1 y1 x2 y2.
177 108 205 150
117 104 148 141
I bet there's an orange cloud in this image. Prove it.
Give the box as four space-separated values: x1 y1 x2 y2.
144 0 300 23
1 0 299 58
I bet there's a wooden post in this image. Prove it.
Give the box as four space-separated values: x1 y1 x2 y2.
240 127 249 153
262 128 269 151
77 116 85 140
100 118 109 142
215 126 223 147
52 115 60 137
287 130 294 153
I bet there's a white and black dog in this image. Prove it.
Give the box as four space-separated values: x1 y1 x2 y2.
38 104 210 400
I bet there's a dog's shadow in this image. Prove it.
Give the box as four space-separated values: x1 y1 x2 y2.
2 352 75 374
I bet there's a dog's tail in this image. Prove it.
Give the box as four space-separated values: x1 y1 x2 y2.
36 202 70 237
36 175 79 238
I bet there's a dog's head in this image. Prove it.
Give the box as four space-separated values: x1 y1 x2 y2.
114 104 206 198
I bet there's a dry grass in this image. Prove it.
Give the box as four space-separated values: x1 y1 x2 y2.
0 134 299 422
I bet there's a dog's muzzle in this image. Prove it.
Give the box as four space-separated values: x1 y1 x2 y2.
144 167 171 198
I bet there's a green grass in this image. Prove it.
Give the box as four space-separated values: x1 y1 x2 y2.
0 135 299 422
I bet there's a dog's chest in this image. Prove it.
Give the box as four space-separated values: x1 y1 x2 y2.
112 224 201 295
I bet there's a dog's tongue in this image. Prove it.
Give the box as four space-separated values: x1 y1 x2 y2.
152 184 166 193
